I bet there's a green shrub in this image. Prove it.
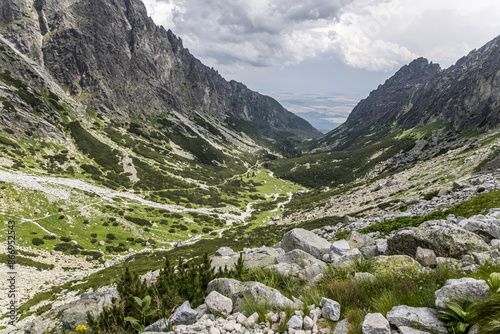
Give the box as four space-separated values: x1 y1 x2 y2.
124 216 152 227
54 242 82 255
31 238 44 246
0 134 18 148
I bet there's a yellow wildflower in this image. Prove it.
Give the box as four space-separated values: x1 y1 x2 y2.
75 325 87 332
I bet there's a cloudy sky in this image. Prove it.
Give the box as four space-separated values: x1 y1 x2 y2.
142 0 500 131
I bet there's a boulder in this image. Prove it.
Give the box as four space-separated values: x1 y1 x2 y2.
415 247 437 267
61 303 99 330
344 215 356 224
59 286 119 330
275 249 327 268
195 303 209 319
207 278 294 312
209 254 239 272
287 315 303 330
435 278 490 309
471 252 488 265
331 248 363 268
373 255 422 274
320 297 341 322
347 231 375 249
210 246 284 272
333 319 349 334
398 326 431 334
144 318 170 332
387 221 490 258
24 317 57 334
376 239 388 255
330 240 351 258
205 291 233 315
214 247 236 256
303 316 315 330
362 313 390 334
267 262 302 277
386 305 447 334
360 245 379 258
459 216 500 242
269 249 327 281
282 228 331 260
436 257 460 267
169 300 198 326
354 272 376 282
245 312 259 328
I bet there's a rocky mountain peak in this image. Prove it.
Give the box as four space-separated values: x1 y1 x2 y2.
0 0 320 147
384 57 441 88
315 34 500 152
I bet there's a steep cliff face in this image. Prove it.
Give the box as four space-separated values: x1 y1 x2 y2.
316 36 500 151
401 36 500 131
319 58 441 150
0 0 320 143
347 58 442 131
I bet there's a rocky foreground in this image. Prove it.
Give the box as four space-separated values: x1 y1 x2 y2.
9 191 500 334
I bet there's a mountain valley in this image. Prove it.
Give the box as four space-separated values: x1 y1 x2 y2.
1 0 500 333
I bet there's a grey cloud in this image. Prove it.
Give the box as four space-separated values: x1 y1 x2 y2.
147 0 352 68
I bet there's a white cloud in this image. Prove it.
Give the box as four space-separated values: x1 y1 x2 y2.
141 0 500 75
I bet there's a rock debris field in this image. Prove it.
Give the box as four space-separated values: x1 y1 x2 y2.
5 189 500 333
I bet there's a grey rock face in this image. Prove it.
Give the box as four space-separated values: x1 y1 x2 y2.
169 300 198 326
144 318 170 332
24 316 57 334
459 216 500 242
243 247 285 268
398 326 431 334
207 278 293 312
320 297 341 322
214 247 235 257
415 247 437 267
331 248 363 268
302 316 315 330
210 246 284 272
281 228 331 260
434 278 490 309
362 313 390 334
245 312 259 328
387 221 490 258
61 303 99 330
287 315 303 330
270 249 327 281
347 231 375 249
386 305 447 334
57 286 119 330
0 0 320 146
205 291 233 316
330 240 351 258
360 245 379 258
376 239 388 255
333 319 349 334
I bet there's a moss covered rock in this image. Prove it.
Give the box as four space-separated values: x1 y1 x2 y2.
373 255 422 274
387 221 490 258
